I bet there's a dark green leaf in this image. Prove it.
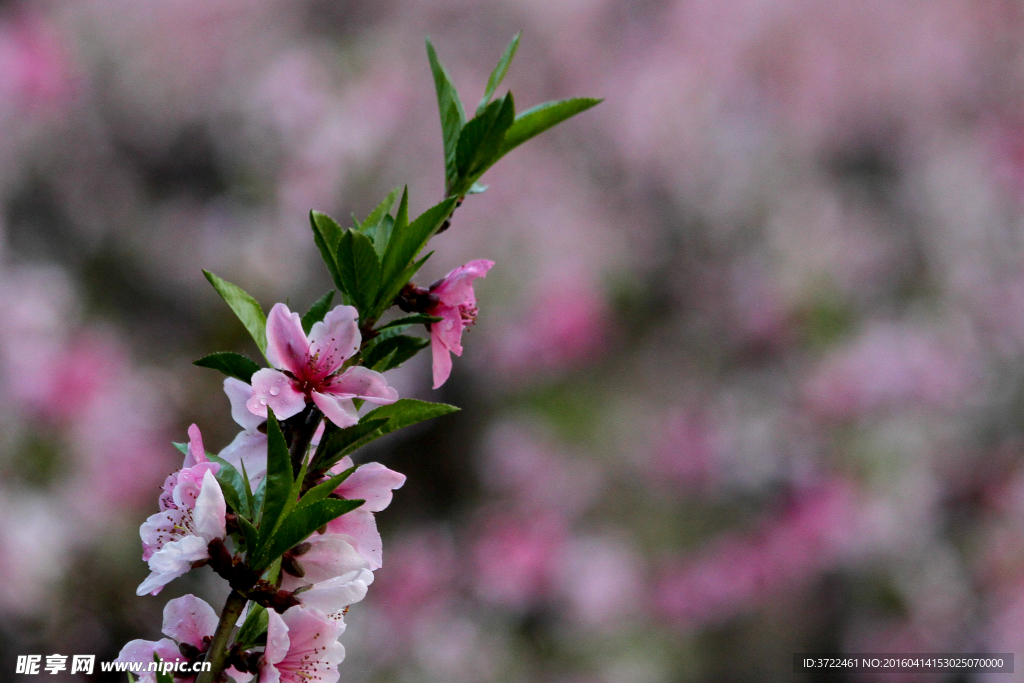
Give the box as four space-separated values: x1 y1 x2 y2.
362 398 460 438
364 334 429 372
425 38 466 189
310 417 391 473
300 465 357 506
309 211 345 291
375 314 442 331
301 290 335 335
207 454 250 519
370 214 395 259
500 97 602 156
335 229 381 314
238 510 259 556
377 198 457 314
373 251 433 322
193 351 260 383
258 409 294 550
256 498 364 569
239 458 256 518
203 271 267 355
393 187 409 234
455 93 515 190
235 603 267 648
477 32 521 116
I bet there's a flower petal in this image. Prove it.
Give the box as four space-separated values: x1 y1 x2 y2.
183 423 206 468
311 391 359 428
265 303 310 375
224 377 264 431
193 470 226 540
264 608 291 669
249 368 306 420
279 535 368 591
219 430 268 488
162 594 218 648
308 305 360 377
431 327 454 390
296 569 374 621
326 509 383 569
432 259 494 307
333 462 406 513
328 366 398 404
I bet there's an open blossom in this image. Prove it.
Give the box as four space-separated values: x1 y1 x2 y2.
137 426 226 596
427 259 494 389
279 534 374 622
324 456 406 569
261 606 346 683
248 303 398 428
116 594 250 683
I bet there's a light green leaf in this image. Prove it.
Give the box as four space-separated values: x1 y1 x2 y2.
301 290 335 335
207 454 250 519
455 93 515 191
477 32 521 116
203 271 267 356
235 603 267 648
372 251 433 321
361 398 460 439
310 417 391 473
193 351 260 383
377 199 457 315
362 187 401 234
426 38 467 189
501 97 602 155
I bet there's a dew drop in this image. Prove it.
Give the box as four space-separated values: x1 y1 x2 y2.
259 398 267 405
269 386 280 396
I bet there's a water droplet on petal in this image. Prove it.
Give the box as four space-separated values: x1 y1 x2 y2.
269 386 280 396
259 398 267 405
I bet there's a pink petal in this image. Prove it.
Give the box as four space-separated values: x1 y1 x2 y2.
328 366 398 404
311 391 359 428
183 424 206 467
431 328 454 390
433 259 494 307
116 638 184 669
334 462 406 513
193 470 226 541
279 535 368 591
224 377 264 431
432 306 465 355
162 594 218 648
297 569 374 621
218 430 268 488
249 368 306 420
265 303 310 375
326 510 383 569
262 609 290 677
307 305 360 376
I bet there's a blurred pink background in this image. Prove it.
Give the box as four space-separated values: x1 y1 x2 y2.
2 1 1024 681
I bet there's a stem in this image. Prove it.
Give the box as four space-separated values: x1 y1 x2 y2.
196 590 247 683
289 406 322 475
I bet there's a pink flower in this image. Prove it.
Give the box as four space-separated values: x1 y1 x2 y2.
324 456 406 570
279 534 374 621
248 303 398 428
261 606 346 683
138 426 226 596
116 594 250 683
427 259 494 389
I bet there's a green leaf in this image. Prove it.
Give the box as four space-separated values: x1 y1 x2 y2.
375 314 442 331
309 211 346 291
362 187 401 234
335 229 381 314
365 334 429 372
426 38 467 189
128 674 136 683
238 513 259 556
258 409 294 551
377 198 457 314
310 417 391 473
206 455 250 518
301 290 335 335
373 251 434 322
257 498 364 570
203 271 267 355
455 92 515 190
371 214 395 259
153 655 174 683
362 398 461 438
193 351 260 383
500 97 602 156
172 441 188 456
477 32 521 116
299 465 357 506
239 458 256 517
235 603 267 648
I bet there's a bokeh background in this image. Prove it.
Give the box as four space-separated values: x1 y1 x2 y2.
4 1 1024 681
